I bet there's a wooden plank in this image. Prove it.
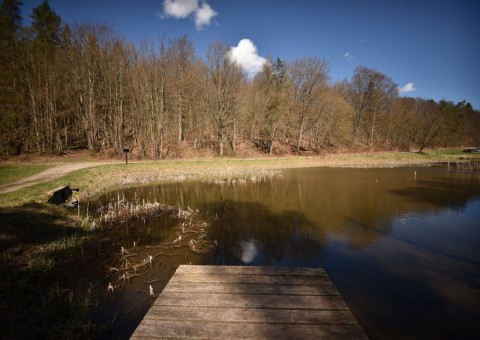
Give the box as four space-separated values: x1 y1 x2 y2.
153 292 349 310
132 320 368 339
131 266 368 339
169 273 333 285
162 282 340 295
175 265 327 276
142 306 359 325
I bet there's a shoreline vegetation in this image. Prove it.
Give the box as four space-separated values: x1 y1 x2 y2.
1 149 480 338
2 149 480 206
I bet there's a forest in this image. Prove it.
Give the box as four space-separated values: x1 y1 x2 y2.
1 0 479 159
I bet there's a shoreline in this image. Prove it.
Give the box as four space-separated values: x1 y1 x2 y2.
1 150 479 206
0 150 479 338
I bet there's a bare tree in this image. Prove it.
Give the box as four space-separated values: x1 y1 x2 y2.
185 60 209 150
415 99 444 153
129 38 169 158
387 97 418 150
102 40 130 153
168 35 195 143
287 57 329 154
206 42 243 156
344 66 397 147
309 88 353 152
68 24 108 154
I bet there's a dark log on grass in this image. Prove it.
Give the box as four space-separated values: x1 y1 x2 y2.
47 185 79 205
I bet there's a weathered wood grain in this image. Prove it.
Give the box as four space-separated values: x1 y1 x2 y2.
169 273 333 285
133 320 367 339
143 306 359 324
175 265 328 276
131 265 368 339
153 292 348 309
162 282 340 295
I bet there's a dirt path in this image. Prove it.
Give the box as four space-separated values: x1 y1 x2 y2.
0 162 109 194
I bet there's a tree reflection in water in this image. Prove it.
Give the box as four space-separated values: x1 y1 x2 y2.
98 166 480 339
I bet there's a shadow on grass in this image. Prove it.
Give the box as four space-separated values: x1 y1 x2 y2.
0 202 79 249
0 202 102 339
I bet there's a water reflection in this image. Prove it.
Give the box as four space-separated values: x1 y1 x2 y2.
116 168 479 250
390 175 480 209
206 201 324 266
328 199 480 339
235 240 257 263
96 167 480 339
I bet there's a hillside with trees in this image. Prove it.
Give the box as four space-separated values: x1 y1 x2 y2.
1 0 479 159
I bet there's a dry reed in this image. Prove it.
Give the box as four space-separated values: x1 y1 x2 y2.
89 195 216 295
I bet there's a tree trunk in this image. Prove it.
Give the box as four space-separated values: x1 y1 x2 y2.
219 133 224 156
268 128 276 155
297 113 305 154
177 87 183 142
232 118 236 154
368 109 376 147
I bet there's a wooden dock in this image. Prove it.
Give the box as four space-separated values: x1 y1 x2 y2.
131 265 368 339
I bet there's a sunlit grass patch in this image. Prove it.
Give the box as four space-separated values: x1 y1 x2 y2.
0 164 53 186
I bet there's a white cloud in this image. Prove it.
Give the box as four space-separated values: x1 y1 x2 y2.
399 82 416 94
344 52 355 62
355 38 365 47
159 0 217 29
229 39 267 78
194 2 217 29
162 0 198 18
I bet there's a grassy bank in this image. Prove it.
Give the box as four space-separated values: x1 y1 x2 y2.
0 202 98 338
0 164 54 186
0 149 479 337
2 149 478 207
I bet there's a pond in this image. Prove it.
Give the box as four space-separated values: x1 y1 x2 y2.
92 167 480 339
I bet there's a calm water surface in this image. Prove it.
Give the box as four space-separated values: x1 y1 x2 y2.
96 167 480 339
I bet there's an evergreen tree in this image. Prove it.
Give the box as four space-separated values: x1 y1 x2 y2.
0 0 23 154
271 57 286 88
25 0 62 153
0 0 22 46
30 0 60 45
256 57 289 155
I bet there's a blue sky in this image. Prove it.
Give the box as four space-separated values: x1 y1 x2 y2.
21 0 480 109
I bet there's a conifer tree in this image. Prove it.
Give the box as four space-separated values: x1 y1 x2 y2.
30 0 60 45
0 0 23 154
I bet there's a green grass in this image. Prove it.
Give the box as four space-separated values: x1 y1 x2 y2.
0 164 53 186
0 166 98 206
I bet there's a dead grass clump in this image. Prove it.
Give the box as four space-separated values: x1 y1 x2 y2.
88 197 216 297
443 159 480 171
